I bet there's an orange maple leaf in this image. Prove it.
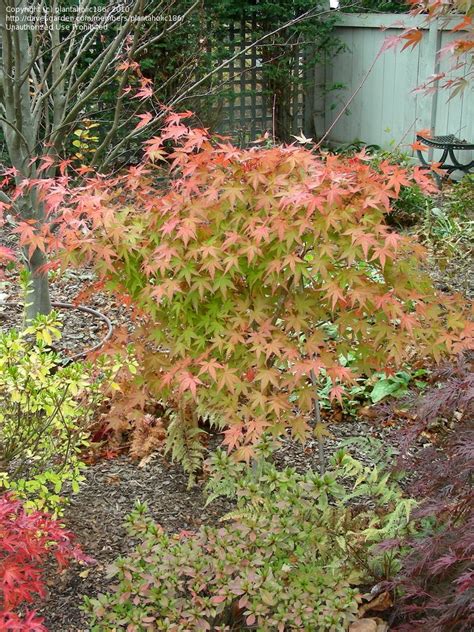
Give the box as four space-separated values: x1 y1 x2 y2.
416 128 432 139
222 424 244 452
329 384 345 405
177 371 202 398
411 140 429 152
135 112 153 131
401 29 423 51
451 16 472 32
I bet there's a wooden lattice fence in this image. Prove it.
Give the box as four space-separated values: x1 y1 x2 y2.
205 20 306 144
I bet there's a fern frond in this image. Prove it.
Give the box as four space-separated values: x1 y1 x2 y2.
165 410 206 487
196 403 226 429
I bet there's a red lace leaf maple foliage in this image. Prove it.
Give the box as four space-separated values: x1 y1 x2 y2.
0 494 90 630
3 113 473 458
380 355 474 631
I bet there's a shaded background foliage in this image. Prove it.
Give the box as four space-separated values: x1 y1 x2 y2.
340 0 409 13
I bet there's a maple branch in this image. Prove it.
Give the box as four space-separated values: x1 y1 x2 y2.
90 13 144 168
0 190 11 205
55 2 144 143
0 115 31 157
309 366 325 476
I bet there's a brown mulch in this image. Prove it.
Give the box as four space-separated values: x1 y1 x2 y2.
38 453 234 631
0 265 129 360
0 221 130 358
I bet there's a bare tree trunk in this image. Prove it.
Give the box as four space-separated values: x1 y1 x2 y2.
23 247 51 323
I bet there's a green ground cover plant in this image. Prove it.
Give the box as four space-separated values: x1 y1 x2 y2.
86 443 414 631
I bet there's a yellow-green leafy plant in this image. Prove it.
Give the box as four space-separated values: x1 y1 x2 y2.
0 313 130 514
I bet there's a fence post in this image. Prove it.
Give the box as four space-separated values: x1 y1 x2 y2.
310 51 327 141
418 18 441 159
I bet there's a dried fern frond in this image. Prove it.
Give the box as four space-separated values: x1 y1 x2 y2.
130 414 166 460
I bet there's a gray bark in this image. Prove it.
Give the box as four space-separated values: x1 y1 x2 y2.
23 247 52 322
0 0 153 320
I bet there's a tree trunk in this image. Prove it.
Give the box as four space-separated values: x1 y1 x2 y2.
23 247 51 324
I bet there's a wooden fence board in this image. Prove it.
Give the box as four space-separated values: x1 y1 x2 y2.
203 12 472 169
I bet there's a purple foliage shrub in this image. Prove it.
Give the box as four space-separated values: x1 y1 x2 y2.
387 354 473 631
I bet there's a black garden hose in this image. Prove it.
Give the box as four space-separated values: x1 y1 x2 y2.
51 301 113 363
1 301 113 364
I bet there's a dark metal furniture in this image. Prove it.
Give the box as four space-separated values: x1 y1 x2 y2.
416 133 474 186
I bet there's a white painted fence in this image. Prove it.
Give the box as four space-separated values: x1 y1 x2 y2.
311 13 474 165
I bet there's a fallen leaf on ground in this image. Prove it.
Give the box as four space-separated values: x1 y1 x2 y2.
359 591 393 617
349 618 388 632
358 406 378 419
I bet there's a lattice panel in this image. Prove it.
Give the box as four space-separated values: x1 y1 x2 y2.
210 21 305 144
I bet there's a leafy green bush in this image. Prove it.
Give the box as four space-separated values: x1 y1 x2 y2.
368 368 427 403
390 184 432 227
0 314 129 514
340 0 409 14
316 348 427 413
86 444 414 631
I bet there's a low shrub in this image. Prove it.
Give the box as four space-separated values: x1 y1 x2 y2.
0 313 130 514
0 493 88 631
418 204 474 257
408 175 473 258
86 445 414 631
316 350 428 415
382 355 474 631
444 174 474 218
389 184 432 227
40 113 470 480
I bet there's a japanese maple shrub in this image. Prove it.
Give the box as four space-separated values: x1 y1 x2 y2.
0 493 88 631
43 113 472 470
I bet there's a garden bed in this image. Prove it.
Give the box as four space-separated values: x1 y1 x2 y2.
39 420 403 631
1 158 472 631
